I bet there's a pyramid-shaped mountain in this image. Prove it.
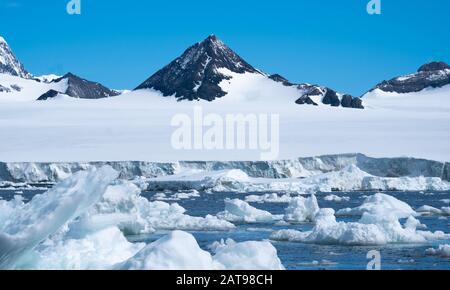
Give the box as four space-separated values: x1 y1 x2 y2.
135 35 261 101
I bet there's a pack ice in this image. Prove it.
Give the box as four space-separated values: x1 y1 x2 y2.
0 167 284 270
271 193 450 245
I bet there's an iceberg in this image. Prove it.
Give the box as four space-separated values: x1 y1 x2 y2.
29 227 144 270
416 205 450 216
119 231 284 270
118 231 220 270
323 194 350 202
245 193 293 204
425 244 450 258
272 193 449 246
336 193 417 218
283 195 320 223
0 166 118 269
209 238 285 270
217 199 281 223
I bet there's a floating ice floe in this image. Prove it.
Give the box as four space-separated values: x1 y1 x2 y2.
283 195 320 223
118 231 284 270
323 194 350 202
425 244 450 258
416 205 450 216
30 227 145 270
336 193 417 218
152 190 200 201
217 199 282 223
209 238 285 270
271 193 449 246
245 193 293 204
70 182 234 235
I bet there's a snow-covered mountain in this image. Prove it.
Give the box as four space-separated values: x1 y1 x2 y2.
38 73 120 100
136 35 363 109
0 36 120 101
368 61 450 94
0 36 31 79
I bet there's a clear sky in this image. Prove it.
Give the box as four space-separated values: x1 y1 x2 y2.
1 0 449 96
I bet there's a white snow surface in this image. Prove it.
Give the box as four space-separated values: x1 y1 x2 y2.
323 194 350 202
416 205 450 216
0 73 66 103
0 70 449 162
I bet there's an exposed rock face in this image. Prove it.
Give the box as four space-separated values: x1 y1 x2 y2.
370 61 450 94
295 95 318 106
0 36 31 79
37 89 59 101
350 97 364 109
269 74 293 86
341 94 364 109
418 61 450 72
268 79 364 109
322 89 341 107
0 84 11 93
135 35 260 101
37 73 120 100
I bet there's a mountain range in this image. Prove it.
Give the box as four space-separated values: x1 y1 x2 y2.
1 35 449 109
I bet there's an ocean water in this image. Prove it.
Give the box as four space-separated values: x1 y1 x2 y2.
1 189 449 270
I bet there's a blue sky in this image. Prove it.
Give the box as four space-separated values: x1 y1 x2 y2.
1 0 449 95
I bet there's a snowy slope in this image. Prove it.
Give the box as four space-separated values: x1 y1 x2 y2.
0 73 67 103
0 82 449 162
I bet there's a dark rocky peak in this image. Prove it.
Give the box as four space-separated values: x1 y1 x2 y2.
417 61 450 72
369 61 450 94
135 35 261 101
269 74 294 86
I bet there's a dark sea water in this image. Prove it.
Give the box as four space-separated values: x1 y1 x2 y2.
1 189 449 270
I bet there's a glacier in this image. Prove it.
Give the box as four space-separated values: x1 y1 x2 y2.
1 153 448 184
